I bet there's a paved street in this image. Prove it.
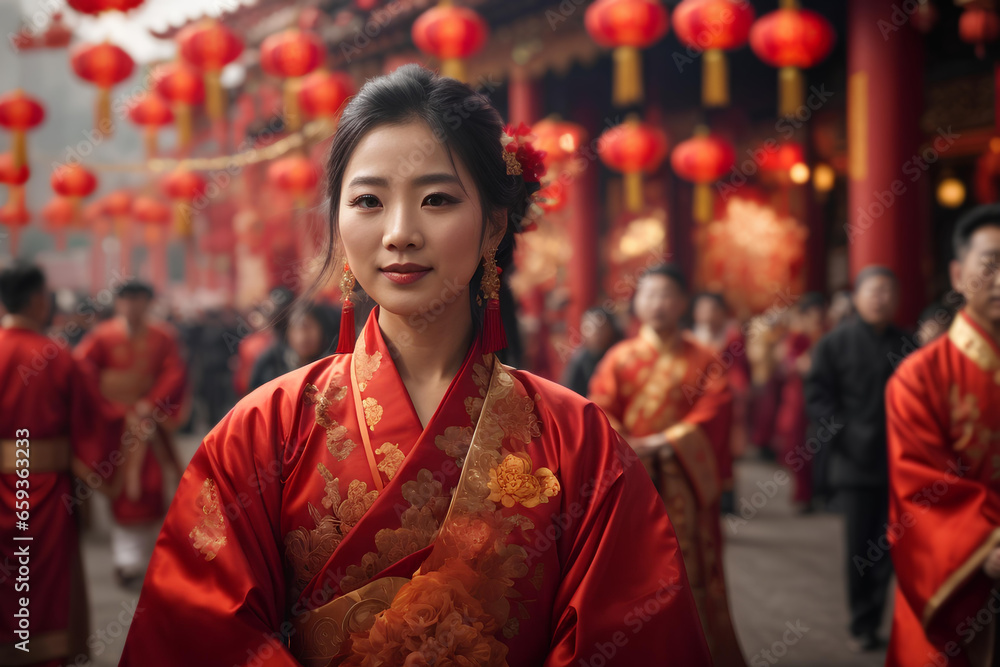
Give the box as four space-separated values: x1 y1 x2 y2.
80 438 891 666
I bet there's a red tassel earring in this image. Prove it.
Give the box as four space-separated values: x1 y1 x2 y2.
336 262 356 354
479 248 507 354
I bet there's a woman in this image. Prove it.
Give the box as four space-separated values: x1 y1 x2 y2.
249 301 341 391
120 66 710 666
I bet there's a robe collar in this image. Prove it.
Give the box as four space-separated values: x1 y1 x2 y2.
948 309 1000 375
639 324 682 356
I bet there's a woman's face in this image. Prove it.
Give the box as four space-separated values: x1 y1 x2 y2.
338 120 496 326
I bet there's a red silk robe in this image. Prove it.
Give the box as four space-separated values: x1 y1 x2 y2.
119 309 711 666
887 311 1000 667
588 326 747 667
0 323 118 666
74 318 187 524
775 332 813 505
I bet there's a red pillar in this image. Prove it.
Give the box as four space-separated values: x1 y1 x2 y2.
508 66 541 127
847 0 927 324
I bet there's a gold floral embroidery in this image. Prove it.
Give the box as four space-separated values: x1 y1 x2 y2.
285 477 379 596
339 469 449 593
375 442 405 481
189 478 227 561
312 379 356 461
487 452 561 509
362 396 383 431
435 425 474 462
355 346 382 392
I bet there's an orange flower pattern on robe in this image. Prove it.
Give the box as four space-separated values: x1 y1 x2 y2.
487 453 561 509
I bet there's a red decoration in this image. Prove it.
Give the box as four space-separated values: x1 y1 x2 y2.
0 153 30 252
750 8 835 115
759 141 805 173
0 153 30 187
959 8 1000 59
127 93 174 158
673 0 755 107
912 0 939 34
67 0 144 15
71 42 135 135
585 0 670 106
153 62 205 149
298 70 355 121
598 117 668 211
43 196 78 250
502 123 547 184
260 29 326 131
51 164 98 199
531 118 587 169
161 169 207 237
411 4 489 82
177 20 244 120
43 14 73 48
101 190 133 218
0 90 45 170
267 155 320 207
671 130 734 223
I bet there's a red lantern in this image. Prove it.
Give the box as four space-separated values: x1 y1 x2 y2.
759 141 805 174
152 62 205 149
298 70 355 123
178 20 244 121
260 29 326 131
671 129 735 223
959 8 1000 59
52 164 98 200
127 93 174 158
43 14 73 48
0 194 30 255
67 0 144 15
0 153 30 252
268 155 320 208
43 196 79 250
585 0 669 107
598 116 669 212
71 42 135 135
531 118 588 169
412 4 489 82
912 0 939 35
0 90 45 170
133 195 171 240
0 153 30 188
673 0 755 107
750 7 835 116
161 169 207 237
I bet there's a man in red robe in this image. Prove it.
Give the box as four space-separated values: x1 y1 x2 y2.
887 205 1000 666
589 264 746 666
0 264 118 666
75 280 188 588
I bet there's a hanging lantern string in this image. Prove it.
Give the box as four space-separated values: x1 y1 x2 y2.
35 117 337 173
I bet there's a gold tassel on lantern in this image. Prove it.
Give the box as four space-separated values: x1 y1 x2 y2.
97 87 113 137
613 46 643 107
624 172 643 213
703 49 729 108
12 131 26 171
175 103 193 149
174 202 193 238
441 58 466 83
693 183 713 223
778 66 804 117
283 78 302 132
204 70 225 120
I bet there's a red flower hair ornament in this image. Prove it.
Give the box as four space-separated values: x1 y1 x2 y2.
501 122 547 232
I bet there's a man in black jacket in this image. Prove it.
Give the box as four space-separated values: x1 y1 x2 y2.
804 265 913 652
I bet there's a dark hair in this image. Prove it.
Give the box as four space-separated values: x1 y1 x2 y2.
116 280 154 299
953 204 1000 258
583 305 623 338
639 264 688 294
317 65 538 333
289 300 341 357
0 263 45 314
693 291 726 310
854 265 897 291
798 291 826 313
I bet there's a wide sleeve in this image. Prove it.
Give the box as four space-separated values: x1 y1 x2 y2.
544 405 712 666
144 330 188 423
804 335 839 424
586 348 626 433
886 363 1000 648
667 348 732 508
119 393 298 666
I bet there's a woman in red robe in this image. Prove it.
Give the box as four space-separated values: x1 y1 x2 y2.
119 65 710 666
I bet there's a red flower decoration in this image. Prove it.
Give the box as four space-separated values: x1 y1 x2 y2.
502 122 547 183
